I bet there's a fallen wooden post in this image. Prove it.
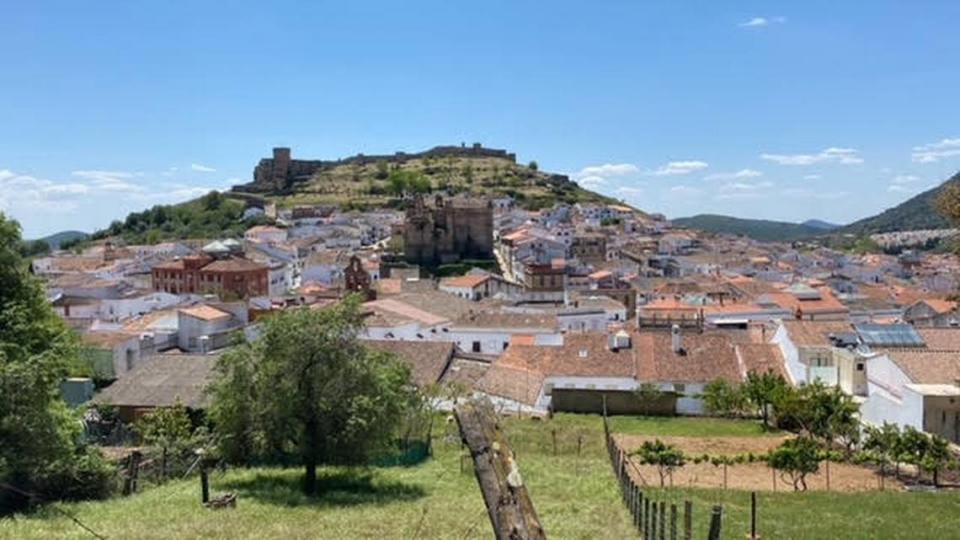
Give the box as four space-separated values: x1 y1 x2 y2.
454 400 546 540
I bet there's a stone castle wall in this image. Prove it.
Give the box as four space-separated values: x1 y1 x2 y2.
239 143 518 193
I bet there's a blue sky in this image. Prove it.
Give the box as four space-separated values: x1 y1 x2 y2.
2 1 960 238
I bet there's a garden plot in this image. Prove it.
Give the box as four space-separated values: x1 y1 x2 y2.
615 434 902 492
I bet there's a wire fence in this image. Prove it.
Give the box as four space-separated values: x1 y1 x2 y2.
603 410 724 540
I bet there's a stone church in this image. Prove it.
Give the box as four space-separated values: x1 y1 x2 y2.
403 195 493 266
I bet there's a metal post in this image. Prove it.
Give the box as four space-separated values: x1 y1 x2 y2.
644 498 651 539
637 490 644 533
651 499 657 540
682 500 692 540
200 464 210 504
749 491 758 540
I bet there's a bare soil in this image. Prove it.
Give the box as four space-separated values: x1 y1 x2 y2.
615 434 904 493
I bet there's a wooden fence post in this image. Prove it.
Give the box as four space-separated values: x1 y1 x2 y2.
707 505 723 540
200 463 210 504
659 501 666 540
748 491 758 540
644 497 651 539
122 451 141 496
682 500 692 540
650 498 657 539
670 503 677 540
636 490 644 533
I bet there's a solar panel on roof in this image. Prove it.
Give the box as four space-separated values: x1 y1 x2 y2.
854 323 925 347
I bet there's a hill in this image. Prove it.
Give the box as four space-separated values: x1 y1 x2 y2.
35 230 89 249
90 191 267 245
232 144 621 211
801 219 840 231
838 173 959 235
672 214 827 242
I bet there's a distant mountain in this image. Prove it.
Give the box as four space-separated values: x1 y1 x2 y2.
838 172 959 236
801 219 840 231
35 230 89 249
672 214 826 242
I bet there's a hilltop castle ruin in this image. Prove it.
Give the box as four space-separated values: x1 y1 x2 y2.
236 143 517 193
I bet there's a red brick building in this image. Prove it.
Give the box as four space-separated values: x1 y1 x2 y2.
152 255 269 298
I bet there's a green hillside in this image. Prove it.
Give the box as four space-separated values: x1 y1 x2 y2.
838 173 958 235
673 214 826 242
238 153 621 212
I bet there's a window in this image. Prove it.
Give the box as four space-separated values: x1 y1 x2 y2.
472 341 481 353
673 383 686 393
856 363 864 371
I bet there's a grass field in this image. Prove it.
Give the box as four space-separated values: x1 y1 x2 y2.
2 414 958 539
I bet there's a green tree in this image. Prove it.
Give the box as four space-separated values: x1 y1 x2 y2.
0 214 111 513
743 371 789 429
634 439 685 487
137 400 197 481
375 160 390 179
209 297 418 495
528 160 539 172
634 382 663 416
202 190 224 210
768 437 821 491
862 422 901 482
701 379 746 418
387 170 409 196
921 434 952 487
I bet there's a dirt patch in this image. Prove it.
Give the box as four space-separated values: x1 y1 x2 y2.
614 434 903 493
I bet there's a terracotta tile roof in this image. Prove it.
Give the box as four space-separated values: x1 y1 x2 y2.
441 274 490 289
93 354 219 409
441 358 492 387
760 287 848 315
365 340 454 387
201 257 268 272
885 350 960 385
919 299 958 315
82 331 139 349
453 312 557 331
179 305 231 322
780 320 852 347
736 343 788 379
475 361 546 406
376 278 403 296
364 298 449 326
917 328 960 351
636 332 742 384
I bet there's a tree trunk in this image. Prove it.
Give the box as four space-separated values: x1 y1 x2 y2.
303 415 320 496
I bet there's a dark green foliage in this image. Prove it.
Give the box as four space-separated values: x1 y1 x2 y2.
633 439 685 487
673 214 827 242
387 170 432 196
742 371 790 429
842 173 958 235
527 160 538 171
0 213 113 514
209 297 419 495
89 192 256 245
701 379 747 418
768 437 821 491
17 239 50 258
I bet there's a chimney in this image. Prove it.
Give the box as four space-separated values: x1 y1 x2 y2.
671 324 683 354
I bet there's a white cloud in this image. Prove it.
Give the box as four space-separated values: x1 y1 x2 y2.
573 163 641 188
739 16 785 28
2 167 229 237
740 17 768 27
191 163 217 173
781 187 847 200
761 147 863 166
891 174 920 185
704 169 762 181
616 186 645 197
650 160 709 176
911 138 960 163
803 174 822 180
668 185 703 197
716 180 774 199
887 185 914 193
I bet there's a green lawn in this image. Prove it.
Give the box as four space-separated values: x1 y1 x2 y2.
3 414 959 539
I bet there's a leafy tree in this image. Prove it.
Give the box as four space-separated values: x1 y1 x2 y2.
862 422 901 482
374 160 389 180
701 379 746 418
0 214 112 513
634 439 685 487
768 437 821 491
743 371 789 429
137 400 199 480
634 382 663 416
18 239 50 258
921 434 952 487
209 297 418 495
528 160 539 172
780 381 859 446
202 190 224 210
